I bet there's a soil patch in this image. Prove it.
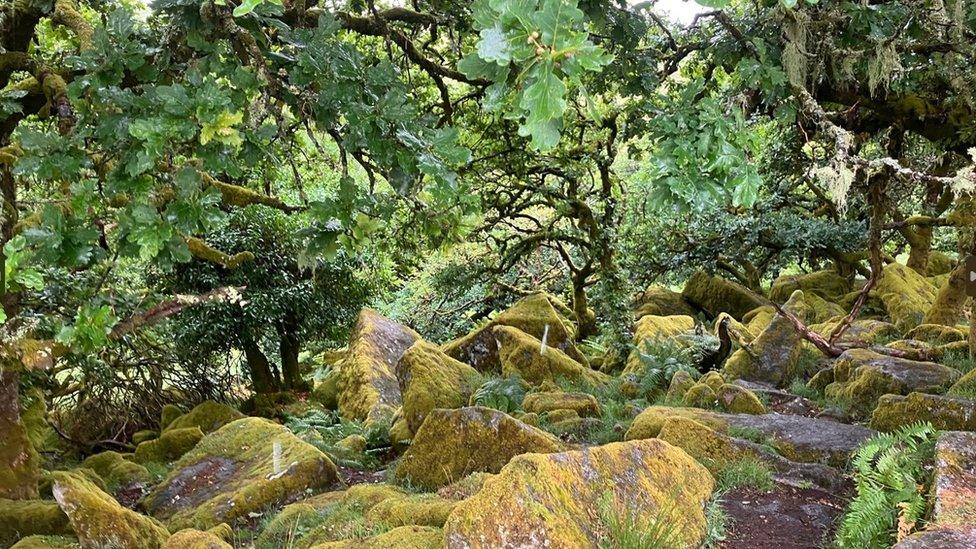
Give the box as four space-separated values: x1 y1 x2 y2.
719 482 848 548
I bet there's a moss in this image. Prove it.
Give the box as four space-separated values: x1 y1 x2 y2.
926 251 956 276
683 383 718 408
743 306 775 334
682 271 764 320
143 417 338 531
716 384 767 414
337 309 420 424
442 293 586 372
442 438 715 549
666 370 696 402
874 262 939 332
81 451 152 491
624 406 726 440
164 401 244 434
493 325 610 388
365 494 456 528
312 369 341 410
904 324 966 344
133 427 203 464
132 430 158 445
657 417 754 471
623 314 697 374
51 471 170 548
769 269 852 303
869 392 976 432
21 389 58 455
521 391 601 417
162 528 232 549
436 472 494 501
186 237 254 269
699 371 725 392
391 406 566 491
0 498 72 547
948 368 976 399
0 382 41 500
634 285 697 319
160 405 183 431
397 341 483 434
811 318 898 345
722 291 809 387
310 525 443 548
544 408 580 423
389 415 412 453
9 535 80 549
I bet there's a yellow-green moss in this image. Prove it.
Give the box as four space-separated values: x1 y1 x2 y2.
436 472 495 501
521 391 601 417
160 405 183 431
948 369 976 399
0 498 71 547
392 407 566 491
623 314 696 374
716 384 767 414
743 306 775 334
545 409 580 423
870 392 976 432
143 417 338 531
683 383 718 408
926 251 956 276
365 494 456 528
51 471 170 548
904 324 966 344
722 290 809 386
699 371 725 391
390 415 412 453
21 389 58 454
769 269 852 303
810 318 898 345
624 406 726 440
397 341 483 434
309 525 443 549
657 417 755 471
164 401 244 434
132 430 158 445
162 528 232 549
133 427 203 464
335 434 367 455
666 370 696 402
9 535 80 549
493 325 610 388
336 309 420 424
81 451 152 491
311 369 341 410
634 285 697 319
875 262 939 332
442 438 715 549
682 271 764 320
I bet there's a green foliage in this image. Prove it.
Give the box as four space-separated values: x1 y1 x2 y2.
284 410 385 469
714 459 775 493
596 490 683 549
835 422 938 548
470 376 529 413
702 497 729 549
635 338 703 396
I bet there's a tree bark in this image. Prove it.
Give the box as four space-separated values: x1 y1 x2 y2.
571 280 597 340
278 313 308 391
241 333 279 393
0 369 39 499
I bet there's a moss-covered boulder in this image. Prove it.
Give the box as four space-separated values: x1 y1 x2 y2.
824 348 961 417
131 430 158 445
682 271 764 320
160 405 183 431
666 370 697 402
521 391 601 417
442 438 715 548
634 285 697 319
391 407 565 491
723 291 812 386
162 528 232 549
133 427 204 464
769 269 852 303
0 498 71 547
389 415 412 453
80 451 152 492
310 525 443 549
875 262 939 332
442 293 585 372
9 536 80 549
143 417 338 531
336 310 420 425
311 369 341 410
364 494 456 528
396 341 483 434
163 401 244 434
623 314 696 374
683 383 718 408
904 324 966 344
870 392 976 432
716 383 767 414
948 369 976 399
810 318 899 346
436 472 494 501
51 471 170 548
624 406 725 440
493 325 610 388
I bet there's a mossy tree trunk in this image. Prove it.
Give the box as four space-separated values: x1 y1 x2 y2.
571 277 597 341
0 369 39 499
278 313 308 391
241 332 280 394
924 197 976 326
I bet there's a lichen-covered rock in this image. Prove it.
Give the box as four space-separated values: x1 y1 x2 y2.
623 314 697 374
389 415 412 453
521 391 601 417
9 535 80 549
51 471 170 548
311 369 341 410
716 383 766 414
80 451 152 491
162 528 232 549
391 407 565 491
895 528 976 548
493 325 610 388
634 285 697 319
624 406 725 440
442 438 715 549
0 498 71 547
442 293 584 372
824 348 961 416
143 417 338 531
364 494 456 528
810 318 899 346
133 427 203 464
769 269 852 303
682 271 764 320
875 262 939 332
396 341 483 434
310 526 443 549
336 309 420 424
666 370 697 402
870 392 976 432
723 291 811 386
904 324 966 344
164 401 244 434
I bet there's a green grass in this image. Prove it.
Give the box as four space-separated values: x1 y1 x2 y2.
788 377 821 400
596 492 684 549
940 349 976 375
714 459 775 493
702 497 730 548
727 426 767 445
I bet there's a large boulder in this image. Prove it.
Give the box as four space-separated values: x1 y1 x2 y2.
442 439 715 548
634 285 697 319
337 309 420 424
682 271 764 319
623 314 696 374
522 391 601 417
493 326 610 388
143 417 338 531
80 451 152 492
132 427 203 464
311 526 443 549
442 293 585 372
163 401 244 434
9 535 81 548
769 269 852 303
870 392 976 432
874 262 939 332
0 499 71 547
396 341 483 434
391 407 565 491
809 318 899 346
824 348 961 417
51 471 170 548
162 528 233 549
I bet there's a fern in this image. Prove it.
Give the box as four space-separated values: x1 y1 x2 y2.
471 375 529 413
635 338 702 396
835 422 937 548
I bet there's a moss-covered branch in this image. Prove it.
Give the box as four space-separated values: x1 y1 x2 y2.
186 236 255 269
51 0 93 51
199 172 303 212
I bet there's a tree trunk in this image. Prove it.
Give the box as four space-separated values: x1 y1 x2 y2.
925 196 976 326
241 333 279 393
0 369 39 499
571 281 597 341
278 314 308 391
905 226 933 275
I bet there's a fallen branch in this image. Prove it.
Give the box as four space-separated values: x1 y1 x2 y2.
110 286 245 339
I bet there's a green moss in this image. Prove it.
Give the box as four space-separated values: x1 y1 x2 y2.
164 401 244 434
948 368 976 399
81 451 152 491
624 406 726 440
365 494 455 528
133 427 204 464
634 285 697 319
389 416 412 454
875 262 939 332
493 326 610 388
160 404 183 431
162 528 232 548
623 315 696 374
435 472 494 501
132 430 158 445
658 417 754 470
869 392 976 432
722 291 809 387
391 407 566 491
544 408 580 423
769 269 852 303
521 391 601 417
51 471 170 548
0 498 71 547
442 438 715 549
683 383 718 408
682 271 764 320
665 370 696 402
9 535 80 549
312 369 341 410
310 525 443 548
336 309 420 424
904 324 966 344
143 417 338 531
716 384 767 415
397 341 484 434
